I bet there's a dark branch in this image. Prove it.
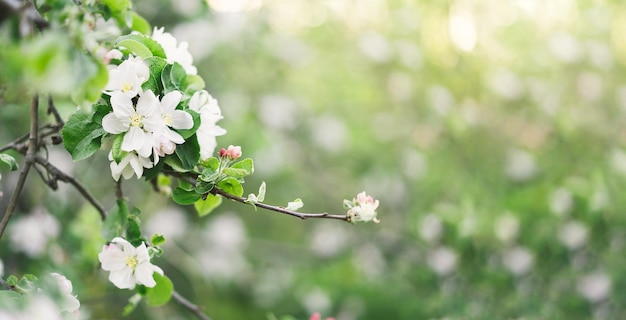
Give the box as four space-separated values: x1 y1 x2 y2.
0 94 39 239
33 155 107 220
172 290 212 320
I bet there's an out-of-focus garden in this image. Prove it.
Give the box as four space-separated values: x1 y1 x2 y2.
2 0 626 318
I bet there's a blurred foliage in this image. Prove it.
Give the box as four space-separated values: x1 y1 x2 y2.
3 0 626 319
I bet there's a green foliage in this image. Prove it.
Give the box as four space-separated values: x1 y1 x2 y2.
172 186 202 205
62 108 108 161
144 273 173 306
142 56 168 92
0 154 18 171
176 110 200 139
115 33 166 59
161 62 187 93
150 233 166 246
194 194 223 217
217 177 244 197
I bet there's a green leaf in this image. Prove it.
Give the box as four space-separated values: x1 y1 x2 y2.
145 273 173 306
195 180 215 194
172 187 202 205
142 56 167 93
101 200 129 241
62 111 106 161
6 275 18 286
150 233 166 246
217 177 244 197
286 198 304 211
143 158 164 181
161 62 187 93
203 157 219 172
223 167 250 179
232 158 254 175
0 154 18 171
184 74 205 93
126 217 142 245
111 134 125 164
130 12 151 34
174 135 200 171
176 110 200 139
115 34 166 59
194 194 222 217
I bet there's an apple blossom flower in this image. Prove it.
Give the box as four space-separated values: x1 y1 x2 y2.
189 90 227 159
102 90 163 158
219 145 242 160
345 191 380 223
48 273 80 315
109 151 153 181
103 55 149 97
98 237 164 290
152 131 177 160
155 90 193 145
151 26 197 75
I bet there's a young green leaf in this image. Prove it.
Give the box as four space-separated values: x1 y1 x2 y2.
174 134 200 171
142 56 167 93
150 233 166 247
285 198 304 211
0 154 18 171
115 34 166 59
184 74 205 93
232 158 254 175
195 194 222 217
145 273 173 306
217 177 244 197
130 12 151 34
172 187 202 205
223 167 250 179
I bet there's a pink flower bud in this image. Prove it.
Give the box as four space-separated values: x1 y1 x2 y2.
219 148 228 158
227 145 242 159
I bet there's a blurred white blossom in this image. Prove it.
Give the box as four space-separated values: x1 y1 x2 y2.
505 148 537 181
419 213 443 243
577 272 611 303
494 213 520 244
502 246 534 276
9 207 60 258
549 188 573 217
427 246 457 276
558 220 588 250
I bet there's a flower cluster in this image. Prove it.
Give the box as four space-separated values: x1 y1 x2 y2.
101 27 226 181
98 237 163 290
345 191 380 223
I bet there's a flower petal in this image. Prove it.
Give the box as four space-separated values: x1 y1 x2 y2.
161 91 182 112
102 113 128 134
170 110 193 130
108 267 136 289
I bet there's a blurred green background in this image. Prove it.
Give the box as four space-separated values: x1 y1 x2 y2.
3 0 626 318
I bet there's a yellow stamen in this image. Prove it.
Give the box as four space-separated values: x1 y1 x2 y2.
122 82 133 92
130 114 143 127
125 255 138 269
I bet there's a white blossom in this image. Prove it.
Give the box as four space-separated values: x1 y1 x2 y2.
9 207 60 258
98 237 164 290
102 91 163 158
48 273 80 314
155 90 193 145
109 151 153 181
103 56 149 97
346 191 380 223
189 90 227 159
152 27 197 75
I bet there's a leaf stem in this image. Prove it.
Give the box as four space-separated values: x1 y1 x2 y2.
172 290 212 320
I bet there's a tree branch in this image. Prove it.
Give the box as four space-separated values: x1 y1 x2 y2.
33 155 107 220
172 290 212 320
211 187 351 222
0 94 39 239
0 277 13 291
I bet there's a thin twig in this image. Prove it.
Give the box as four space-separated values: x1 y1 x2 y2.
47 95 64 126
0 277 13 291
0 94 39 239
172 290 212 320
33 155 107 220
114 179 123 201
211 187 351 222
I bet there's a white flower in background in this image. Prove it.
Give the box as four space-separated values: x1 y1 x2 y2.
109 151 153 181
502 246 534 276
152 27 197 75
152 132 177 160
549 187 573 217
103 55 149 97
427 246 457 276
155 90 193 145
345 191 380 223
98 237 164 290
419 213 443 243
558 220 588 250
9 207 60 258
102 91 163 158
505 148 537 182
48 273 80 315
189 90 227 159
494 213 520 244
577 272 611 303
